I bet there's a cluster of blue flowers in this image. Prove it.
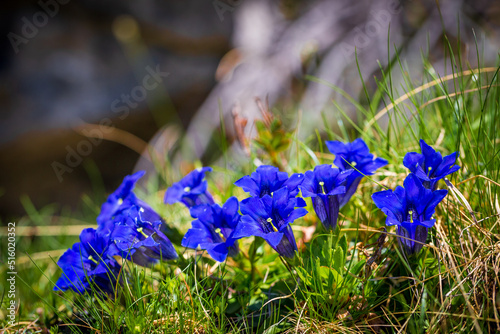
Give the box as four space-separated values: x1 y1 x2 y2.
372 139 459 255
54 171 178 294
53 137 458 294
173 140 388 260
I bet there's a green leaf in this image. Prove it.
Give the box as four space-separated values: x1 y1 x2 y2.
296 267 312 285
338 234 348 259
333 246 345 274
350 259 366 276
263 321 289 334
318 266 331 280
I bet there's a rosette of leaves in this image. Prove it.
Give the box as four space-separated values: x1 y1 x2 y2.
252 99 292 168
296 232 364 314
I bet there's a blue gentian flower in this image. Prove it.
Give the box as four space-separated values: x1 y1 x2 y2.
403 139 460 190
300 165 353 230
164 167 215 208
233 187 308 259
97 171 162 226
96 171 178 266
371 174 448 255
182 197 241 262
234 165 304 198
326 138 388 207
54 228 121 294
106 205 178 265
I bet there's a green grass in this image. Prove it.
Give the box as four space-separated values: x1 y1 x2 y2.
1 41 500 333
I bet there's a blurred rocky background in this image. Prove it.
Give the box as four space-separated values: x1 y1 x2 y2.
1 0 499 219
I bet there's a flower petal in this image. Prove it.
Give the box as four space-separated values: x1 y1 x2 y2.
326 195 340 230
435 151 459 177
182 219 212 249
240 197 270 223
312 195 328 224
371 189 404 221
284 173 305 195
363 157 388 175
403 174 425 204
339 177 361 207
420 139 442 171
234 175 260 197
164 183 184 204
285 207 308 225
403 152 424 173
325 140 349 155
203 243 230 262
423 189 448 219
232 215 265 239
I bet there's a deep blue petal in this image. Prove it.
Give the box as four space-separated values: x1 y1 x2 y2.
189 204 212 220
325 195 340 230
130 250 158 266
420 139 443 172
152 229 178 260
97 171 145 224
362 157 389 175
383 212 401 226
423 189 448 220
232 215 266 239
403 152 424 174
135 198 162 223
182 219 212 249
398 222 429 255
284 173 305 195
285 207 308 225
372 189 405 222
261 231 285 248
350 138 370 155
312 195 328 224
396 225 415 255
240 197 270 223
403 174 425 205
325 140 349 156
165 168 213 207
273 187 290 218
418 218 436 228
54 269 87 293
435 152 459 177
329 185 346 196
164 183 184 204
339 176 361 207
203 243 230 262
222 196 241 228
299 170 318 197
296 197 307 207
236 165 304 198
79 228 97 255
413 225 428 254
274 225 297 258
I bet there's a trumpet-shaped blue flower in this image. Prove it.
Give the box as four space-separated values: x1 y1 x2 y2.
233 187 308 258
182 197 241 262
326 138 388 207
403 139 460 190
106 205 178 265
234 165 304 199
300 165 353 230
54 228 121 294
96 171 178 266
97 170 162 226
371 174 448 255
164 167 214 208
